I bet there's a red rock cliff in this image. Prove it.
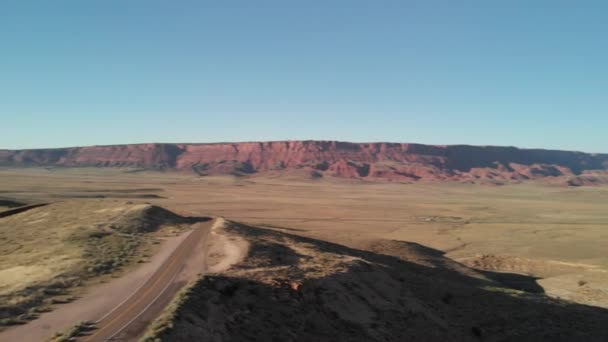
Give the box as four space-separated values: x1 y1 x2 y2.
1 141 607 184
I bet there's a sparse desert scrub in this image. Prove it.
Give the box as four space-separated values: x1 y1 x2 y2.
50 320 96 342
139 278 202 342
146 222 608 342
1 168 608 337
0 200 196 328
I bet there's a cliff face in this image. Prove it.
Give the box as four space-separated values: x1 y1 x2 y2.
1 141 607 184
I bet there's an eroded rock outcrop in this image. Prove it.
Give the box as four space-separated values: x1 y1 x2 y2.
1 141 607 185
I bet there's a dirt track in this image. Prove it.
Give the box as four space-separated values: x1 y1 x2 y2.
80 221 211 341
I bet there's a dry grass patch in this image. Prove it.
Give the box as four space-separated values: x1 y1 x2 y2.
0 200 196 328
50 320 96 342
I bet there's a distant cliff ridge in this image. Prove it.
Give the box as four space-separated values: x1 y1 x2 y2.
1 141 607 185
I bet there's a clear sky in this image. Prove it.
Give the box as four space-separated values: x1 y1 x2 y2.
1 1 606 152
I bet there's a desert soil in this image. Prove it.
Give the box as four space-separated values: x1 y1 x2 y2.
0 167 607 339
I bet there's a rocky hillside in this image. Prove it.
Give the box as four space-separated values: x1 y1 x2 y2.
1 141 607 184
143 222 608 342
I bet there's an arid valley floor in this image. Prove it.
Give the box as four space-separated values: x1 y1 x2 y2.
1 167 608 341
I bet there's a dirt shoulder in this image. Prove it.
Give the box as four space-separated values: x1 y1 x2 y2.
139 218 249 341
78 221 213 342
0 227 193 342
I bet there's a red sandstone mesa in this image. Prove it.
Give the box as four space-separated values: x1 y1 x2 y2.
1 141 607 185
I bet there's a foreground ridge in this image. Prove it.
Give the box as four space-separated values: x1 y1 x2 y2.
145 221 608 342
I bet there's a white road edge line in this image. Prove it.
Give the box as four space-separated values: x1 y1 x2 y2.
94 228 196 324
105 257 185 341
104 219 222 341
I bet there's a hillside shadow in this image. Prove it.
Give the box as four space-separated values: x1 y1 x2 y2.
0 199 27 208
480 270 544 294
182 216 213 224
364 239 546 294
163 222 608 342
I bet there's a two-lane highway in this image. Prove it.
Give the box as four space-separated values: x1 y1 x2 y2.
81 221 211 341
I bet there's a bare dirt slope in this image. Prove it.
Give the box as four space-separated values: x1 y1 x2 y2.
152 221 608 342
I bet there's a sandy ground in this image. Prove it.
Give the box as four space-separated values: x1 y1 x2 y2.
1 168 607 310
206 218 250 274
0 229 191 342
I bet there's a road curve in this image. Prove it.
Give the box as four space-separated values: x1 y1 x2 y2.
80 221 211 341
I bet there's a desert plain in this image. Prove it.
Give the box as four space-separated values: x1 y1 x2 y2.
1 166 607 341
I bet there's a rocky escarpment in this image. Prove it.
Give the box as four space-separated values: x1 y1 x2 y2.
1 141 607 185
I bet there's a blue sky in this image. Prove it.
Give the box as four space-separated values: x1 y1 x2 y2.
1 1 606 152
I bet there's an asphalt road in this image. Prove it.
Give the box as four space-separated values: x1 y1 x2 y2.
81 221 211 341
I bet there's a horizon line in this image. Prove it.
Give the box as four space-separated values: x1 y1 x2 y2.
0 140 605 155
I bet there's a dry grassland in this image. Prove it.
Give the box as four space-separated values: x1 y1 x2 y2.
1 167 607 309
0 196 193 327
